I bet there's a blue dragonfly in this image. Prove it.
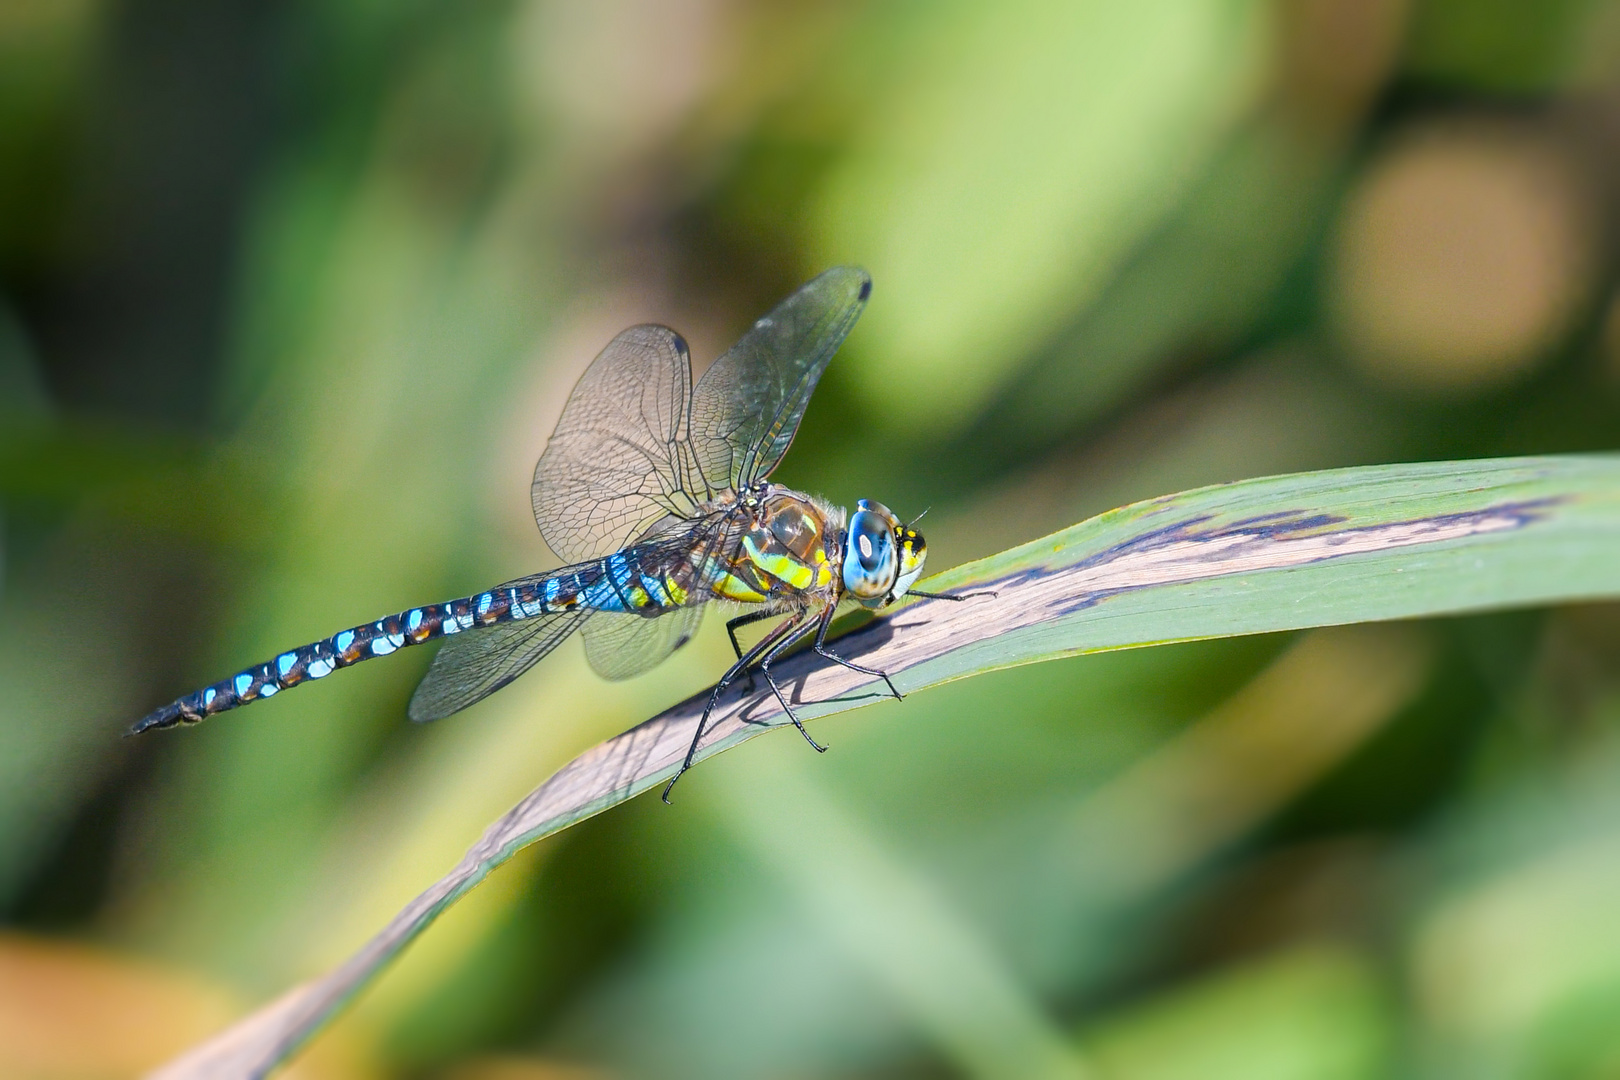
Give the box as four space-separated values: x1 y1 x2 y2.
135 268 968 796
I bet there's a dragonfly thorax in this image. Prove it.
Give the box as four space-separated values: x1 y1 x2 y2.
841 499 928 608
716 486 843 604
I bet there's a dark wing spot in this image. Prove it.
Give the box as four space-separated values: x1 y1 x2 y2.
858 277 872 301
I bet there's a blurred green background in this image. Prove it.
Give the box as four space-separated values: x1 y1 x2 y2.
4 1 1620 1077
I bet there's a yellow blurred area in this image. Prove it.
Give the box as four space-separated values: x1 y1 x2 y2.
0 933 363 1080
438 1057 607 1080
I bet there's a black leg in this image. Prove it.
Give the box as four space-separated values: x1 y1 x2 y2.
757 613 830 754
663 611 804 804
812 602 904 702
726 608 778 691
906 588 997 601
726 609 778 660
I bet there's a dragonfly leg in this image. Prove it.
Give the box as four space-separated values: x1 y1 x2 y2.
726 608 778 692
663 610 804 804
812 603 903 703
905 587 997 601
757 612 830 754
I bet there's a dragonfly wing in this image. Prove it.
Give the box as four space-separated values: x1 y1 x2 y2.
532 324 708 563
690 266 871 489
581 605 706 681
579 515 731 680
408 603 590 723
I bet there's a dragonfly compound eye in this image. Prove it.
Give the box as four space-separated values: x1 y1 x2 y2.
843 507 898 604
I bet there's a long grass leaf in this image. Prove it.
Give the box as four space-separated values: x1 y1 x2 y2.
150 455 1620 1079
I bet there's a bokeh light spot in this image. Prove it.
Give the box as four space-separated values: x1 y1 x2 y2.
1328 121 1594 393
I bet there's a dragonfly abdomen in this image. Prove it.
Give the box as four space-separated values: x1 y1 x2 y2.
130 554 696 733
577 549 698 613
133 601 479 733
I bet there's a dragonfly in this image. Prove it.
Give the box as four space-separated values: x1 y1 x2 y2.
133 267 968 797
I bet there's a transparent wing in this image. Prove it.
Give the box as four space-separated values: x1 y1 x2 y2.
531 325 709 564
581 606 705 681
579 509 736 680
690 266 871 489
407 601 590 723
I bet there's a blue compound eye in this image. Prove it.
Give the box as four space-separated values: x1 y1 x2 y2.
843 508 898 603
855 517 887 571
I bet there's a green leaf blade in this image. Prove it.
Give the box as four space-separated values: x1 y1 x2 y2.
152 454 1620 1080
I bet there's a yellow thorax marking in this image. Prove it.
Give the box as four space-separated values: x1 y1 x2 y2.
743 535 814 590
714 570 767 603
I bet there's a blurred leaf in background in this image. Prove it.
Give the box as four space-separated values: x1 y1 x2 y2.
4 0 1620 1077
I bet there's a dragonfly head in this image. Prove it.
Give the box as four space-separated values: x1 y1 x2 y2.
842 499 928 608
